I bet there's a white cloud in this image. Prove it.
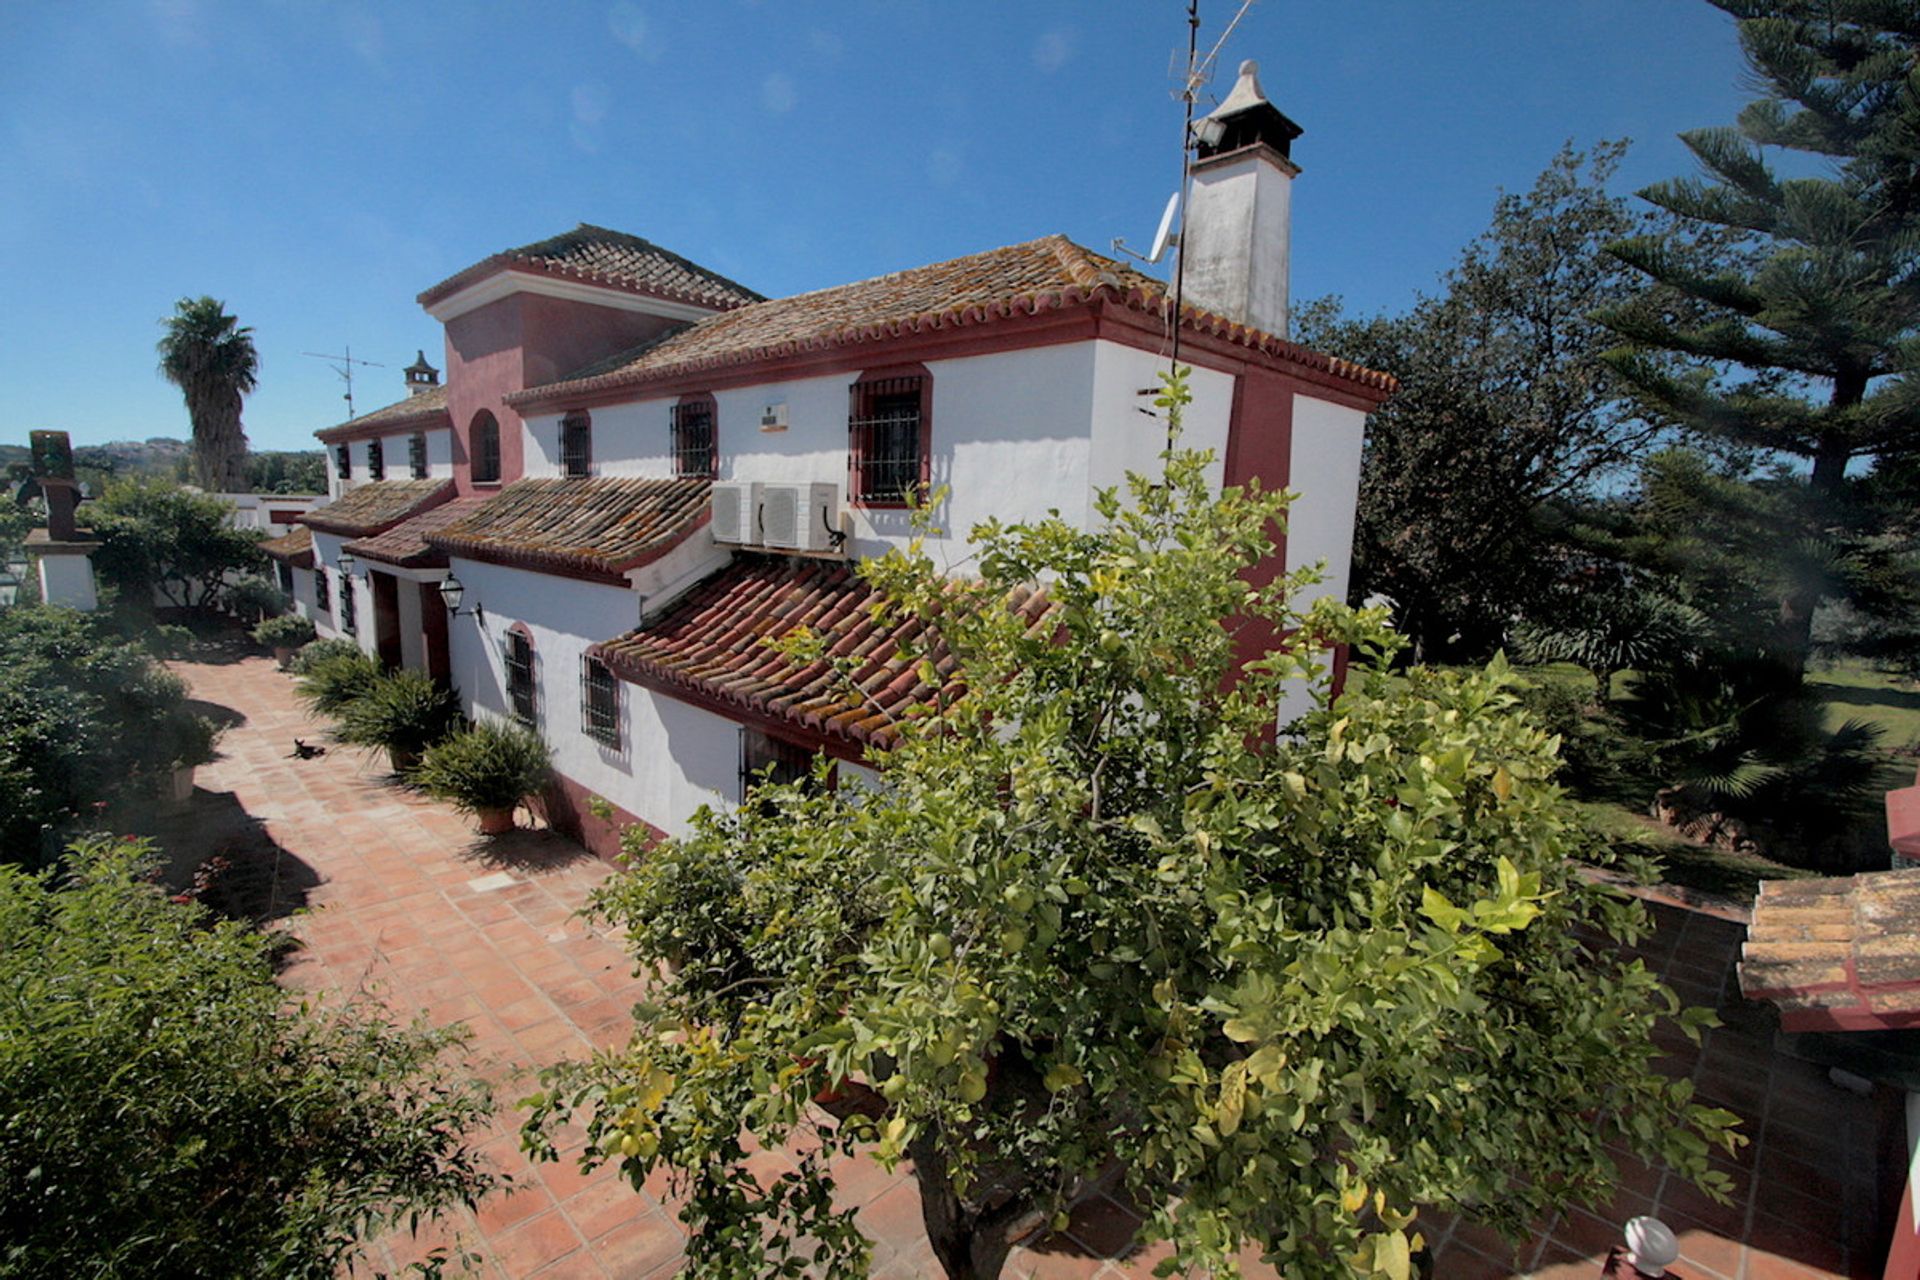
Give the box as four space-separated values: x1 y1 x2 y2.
761 72 797 115
608 2 657 60
926 147 963 188
1032 27 1074 73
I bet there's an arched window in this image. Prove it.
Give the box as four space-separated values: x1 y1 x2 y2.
470 411 501 484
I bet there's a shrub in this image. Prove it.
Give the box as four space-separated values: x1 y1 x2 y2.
415 720 551 815
253 613 317 650
333 671 462 771
0 835 496 1276
288 637 362 674
0 606 196 863
155 710 221 771
225 575 291 623
293 650 381 717
88 478 265 611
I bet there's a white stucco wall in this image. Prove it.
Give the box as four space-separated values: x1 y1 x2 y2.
522 342 1107 567
1283 393 1366 610
445 557 741 836
1183 155 1294 340
307 529 371 653
1086 340 1233 514
35 552 97 611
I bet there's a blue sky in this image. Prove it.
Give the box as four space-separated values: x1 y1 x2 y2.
1 1 1751 454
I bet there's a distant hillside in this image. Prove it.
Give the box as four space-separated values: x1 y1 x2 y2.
3 439 324 494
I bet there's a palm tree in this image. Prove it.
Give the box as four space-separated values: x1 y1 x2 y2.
158 297 258 492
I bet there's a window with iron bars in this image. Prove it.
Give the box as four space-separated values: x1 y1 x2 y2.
335 445 351 480
504 629 536 725
409 432 428 479
313 566 330 614
671 398 716 479
338 572 356 635
849 375 926 504
275 562 293 594
560 412 592 477
580 655 620 748
367 438 384 481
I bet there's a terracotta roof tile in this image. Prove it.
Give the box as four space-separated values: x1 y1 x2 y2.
339 494 492 569
423 476 710 581
591 559 1048 753
301 479 454 538
508 235 1396 409
417 224 763 312
315 384 450 443
1739 867 1920 1030
260 524 313 568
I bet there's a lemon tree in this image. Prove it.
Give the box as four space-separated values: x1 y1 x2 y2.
524 374 1738 1279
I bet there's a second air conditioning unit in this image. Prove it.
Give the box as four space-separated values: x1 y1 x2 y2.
710 481 756 545
757 482 840 553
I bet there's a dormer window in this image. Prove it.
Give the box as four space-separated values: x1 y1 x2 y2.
470 411 501 484
671 395 716 479
849 369 929 506
335 445 351 480
409 432 428 480
561 412 592 478
367 439 385 481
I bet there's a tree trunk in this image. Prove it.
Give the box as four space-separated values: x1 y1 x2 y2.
190 383 250 493
907 1129 1041 1280
1772 368 1862 681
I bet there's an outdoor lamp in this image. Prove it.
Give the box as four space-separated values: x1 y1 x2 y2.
0 563 19 609
438 574 480 618
336 552 357 578
1191 115 1227 149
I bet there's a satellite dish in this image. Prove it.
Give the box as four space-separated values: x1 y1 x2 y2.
1147 190 1181 263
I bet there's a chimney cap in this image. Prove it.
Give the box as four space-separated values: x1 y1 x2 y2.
405 350 438 376
1196 58 1303 161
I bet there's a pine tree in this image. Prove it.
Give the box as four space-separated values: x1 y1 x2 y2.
1598 0 1920 679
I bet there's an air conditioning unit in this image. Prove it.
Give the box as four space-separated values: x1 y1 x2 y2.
758 482 840 552
759 401 788 433
710 481 756 545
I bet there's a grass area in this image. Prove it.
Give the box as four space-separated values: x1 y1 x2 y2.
1808 658 1920 752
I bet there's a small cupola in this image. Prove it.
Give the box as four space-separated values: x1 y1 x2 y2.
1192 60 1302 162
404 350 440 397
1179 58 1302 339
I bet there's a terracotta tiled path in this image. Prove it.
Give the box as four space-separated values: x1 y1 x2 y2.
161 653 1887 1279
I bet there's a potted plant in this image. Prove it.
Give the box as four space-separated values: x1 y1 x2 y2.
414 720 551 834
333 670 462 775
288 637 363 675
225 576 292 624
156 711 221 805
293 649 381 716
253 614 317 669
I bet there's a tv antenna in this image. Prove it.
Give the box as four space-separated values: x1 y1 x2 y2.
302 346 384 420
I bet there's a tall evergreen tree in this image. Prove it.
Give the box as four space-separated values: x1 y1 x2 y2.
157 296 257 493
1598 0 1920 679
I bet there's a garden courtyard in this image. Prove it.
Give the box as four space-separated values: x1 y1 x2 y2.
154 649 1895 1280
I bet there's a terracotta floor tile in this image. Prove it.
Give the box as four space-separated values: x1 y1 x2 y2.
489 1208 586 1277
587 1210 684 1277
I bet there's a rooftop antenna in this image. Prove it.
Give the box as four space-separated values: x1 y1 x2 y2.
302 346 385 420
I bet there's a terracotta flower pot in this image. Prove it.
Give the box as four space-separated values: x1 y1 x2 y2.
388 747 421 775
273 646 295 670
476 805 516 835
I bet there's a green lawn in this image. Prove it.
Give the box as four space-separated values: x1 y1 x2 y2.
1809 659 1920 752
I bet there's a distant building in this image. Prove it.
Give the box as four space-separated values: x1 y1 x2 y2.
264 61 1392 858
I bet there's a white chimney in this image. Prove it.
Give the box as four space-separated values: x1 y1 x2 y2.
1180 60 1302 339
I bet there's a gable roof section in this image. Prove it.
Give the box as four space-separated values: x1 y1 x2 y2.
1739 867 1920 1032
423 476 710 582
260 524 314 568
301 479 454 538
417 224 764 313
315 384 451 444
508 235 1395 411
591 559 1048 755
340 494 493 570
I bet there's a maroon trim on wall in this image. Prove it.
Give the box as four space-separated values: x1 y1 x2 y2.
538 766 665 864
420 580 450 685
1222 366 1295 678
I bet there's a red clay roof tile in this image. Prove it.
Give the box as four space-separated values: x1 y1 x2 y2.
300 479 454 538
259 524 313 568
315 384 451 443
423 476 710 581
1739 867 1920 1031
339 494 492 569
417 224 763 312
